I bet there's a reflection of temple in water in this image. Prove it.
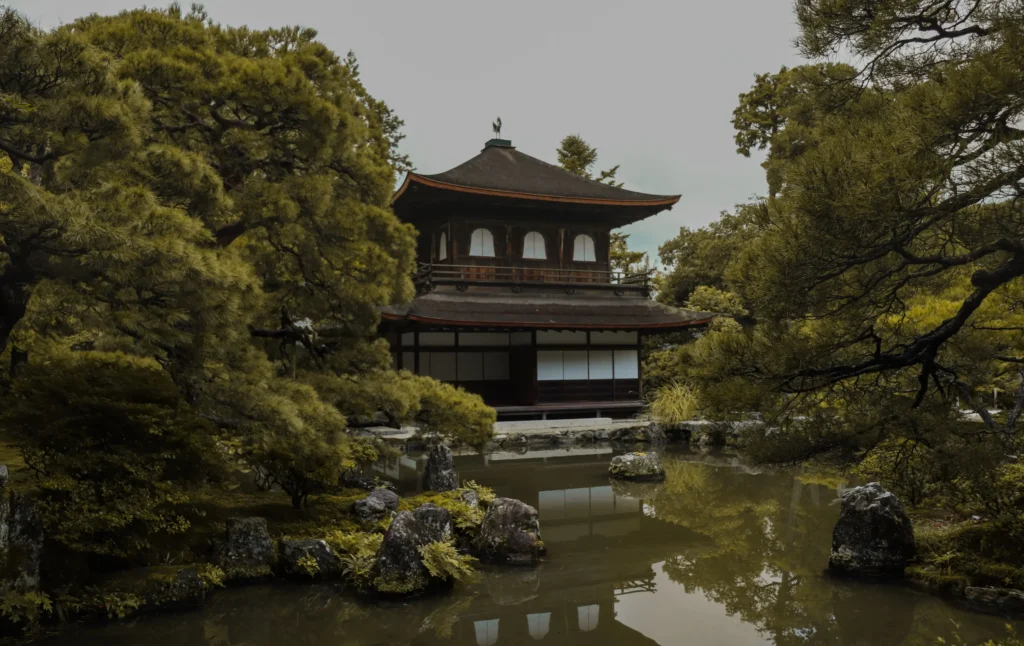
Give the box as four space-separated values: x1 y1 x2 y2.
384 448 704 645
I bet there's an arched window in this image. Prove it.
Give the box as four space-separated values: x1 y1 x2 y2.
522 231 546 259
469 228 495 257
438 231 448 261
573 234 596 262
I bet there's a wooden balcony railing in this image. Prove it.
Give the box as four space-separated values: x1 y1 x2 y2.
414 263 651 293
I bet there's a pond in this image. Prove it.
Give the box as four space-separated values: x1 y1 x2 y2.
36 446 1023 646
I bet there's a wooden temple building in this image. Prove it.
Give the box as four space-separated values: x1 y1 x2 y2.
382 137 712 419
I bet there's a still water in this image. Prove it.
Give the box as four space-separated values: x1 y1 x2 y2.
37 446 1023 646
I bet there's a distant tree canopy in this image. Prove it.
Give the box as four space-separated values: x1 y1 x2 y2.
0 5 492 544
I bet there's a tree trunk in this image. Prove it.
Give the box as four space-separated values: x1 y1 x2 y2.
0 280 28 359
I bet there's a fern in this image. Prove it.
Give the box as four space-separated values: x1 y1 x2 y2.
462 480 496 505
329 531 383 586
418 540 477 582
296 554 320 577
0 592 53 626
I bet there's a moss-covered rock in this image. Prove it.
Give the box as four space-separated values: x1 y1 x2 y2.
85 565 207 619
475 498 544 565
279 539 343 581
352 488 399 524
217 517 276 583
373 504 452 595
608 452 666 481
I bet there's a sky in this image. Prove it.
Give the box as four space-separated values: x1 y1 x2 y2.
13 0 803 262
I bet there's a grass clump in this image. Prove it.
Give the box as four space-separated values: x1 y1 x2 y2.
648 382 699 425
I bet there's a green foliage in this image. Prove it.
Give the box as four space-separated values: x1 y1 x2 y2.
295 554 320 578
0 591 52 627
1 351 226 557
417 540 476 583
655 206 761 310
610 232 648 276
654 4 1024 589
461 481 496 505
684 286 748 318
97 592 142 620
414 379 495 448
648 382 700 425
332 532 382 586
555 134 622 186
195 564 226 589
0 4 422 555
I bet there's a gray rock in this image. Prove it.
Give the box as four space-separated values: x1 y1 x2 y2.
476 498 544 565
610 423 665 443
828 482 915 578
0 465 8 490
594 429 612 441
0 492 43 593
218 517 275 580
608 452 666 481
374 503 453 594
280 539 343 580
964 586 1024 614
423 444 458 492
460 489 480 508
353 488 400 523
139 566 206 610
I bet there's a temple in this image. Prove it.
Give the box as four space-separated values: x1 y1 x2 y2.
382 137 711 419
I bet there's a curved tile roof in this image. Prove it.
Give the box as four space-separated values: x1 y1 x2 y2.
381 291 713 330
394 142 680 207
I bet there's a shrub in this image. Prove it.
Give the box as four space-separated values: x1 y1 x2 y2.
0 351 226 557
242 380 371 510
328 531 382 587
0 592 52 629
415 379 495 448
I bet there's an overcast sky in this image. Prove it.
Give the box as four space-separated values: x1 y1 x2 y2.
13 0 802 261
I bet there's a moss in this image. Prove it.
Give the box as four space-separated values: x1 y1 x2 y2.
0 440 33 494
906 565 969 597
911 518 1024 594
222 564 272 583
373 570 427 595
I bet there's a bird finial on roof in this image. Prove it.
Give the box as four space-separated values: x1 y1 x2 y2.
492 117 502 139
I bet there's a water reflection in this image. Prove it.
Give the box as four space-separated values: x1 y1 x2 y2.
40 446 1023 646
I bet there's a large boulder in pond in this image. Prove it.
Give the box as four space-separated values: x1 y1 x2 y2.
279 539 343 581
828 482 915 578
353 488 400 524
218 517 276 581
423 444 458 492
608 452 666 482
476 498 545 565
374 503 453 595
0 491 43 593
